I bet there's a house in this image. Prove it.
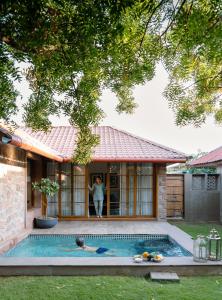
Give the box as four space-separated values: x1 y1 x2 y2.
0 125 186 251
190 146 222 173
188 147 222 223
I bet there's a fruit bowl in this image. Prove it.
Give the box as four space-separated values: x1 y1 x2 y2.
133 255 143 263
152 254 164 262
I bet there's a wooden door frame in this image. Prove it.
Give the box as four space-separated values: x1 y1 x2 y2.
56 161 158 220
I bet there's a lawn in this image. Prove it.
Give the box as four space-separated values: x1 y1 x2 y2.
0 275 222 300
171 221 222 238
1 222 222 300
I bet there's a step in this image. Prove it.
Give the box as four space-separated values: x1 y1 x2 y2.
150 272 180 282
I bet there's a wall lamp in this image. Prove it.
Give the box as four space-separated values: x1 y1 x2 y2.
1 136 12 144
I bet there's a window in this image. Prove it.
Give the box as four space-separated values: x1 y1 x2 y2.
136 163 153 216
47 162 59 217
192 175 205 190
207 175 219 190
27 159 33 209
47 162 155 218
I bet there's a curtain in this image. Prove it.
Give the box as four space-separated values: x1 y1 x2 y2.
73 165 85 216
47 162 59 217
137 163 153 216
119 163 127 216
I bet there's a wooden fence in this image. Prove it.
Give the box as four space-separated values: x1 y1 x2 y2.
166 174 184 218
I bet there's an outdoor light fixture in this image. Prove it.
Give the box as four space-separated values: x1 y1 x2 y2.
207 229 221 261
193 235 208 263
1 136 12 144
109 164 119 173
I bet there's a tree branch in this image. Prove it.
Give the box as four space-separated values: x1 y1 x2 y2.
138 0 166 51
179 70 222 93
160 0 187 38
60 45 83 121
170 0 194 57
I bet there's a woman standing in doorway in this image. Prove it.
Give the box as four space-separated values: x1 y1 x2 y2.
88 176 105 218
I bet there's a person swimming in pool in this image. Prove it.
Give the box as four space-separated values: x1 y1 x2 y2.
75 237 110 254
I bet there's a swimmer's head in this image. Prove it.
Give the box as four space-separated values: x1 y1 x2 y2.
76 237 84 247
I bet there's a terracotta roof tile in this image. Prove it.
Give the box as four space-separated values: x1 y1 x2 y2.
22 126 186 162
190 146 222 167
0 123 63 162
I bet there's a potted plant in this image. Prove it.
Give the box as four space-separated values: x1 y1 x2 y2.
32 178 59 229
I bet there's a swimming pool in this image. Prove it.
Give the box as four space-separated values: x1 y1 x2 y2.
3 234 191 257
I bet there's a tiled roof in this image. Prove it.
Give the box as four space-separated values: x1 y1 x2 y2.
189 146 222 167
22 126 186 162
0 123 63 162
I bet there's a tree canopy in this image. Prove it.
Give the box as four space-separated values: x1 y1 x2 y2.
1 0 222 163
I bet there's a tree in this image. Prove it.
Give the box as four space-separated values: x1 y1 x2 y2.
32 178 59 218
1 0 222 163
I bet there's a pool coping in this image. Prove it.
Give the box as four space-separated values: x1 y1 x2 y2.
0 256 221 276
0 222 222 276
0 256 222 266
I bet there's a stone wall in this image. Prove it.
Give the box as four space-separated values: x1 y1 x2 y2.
0 162 27 252
157 165 167 221
0 142 46 253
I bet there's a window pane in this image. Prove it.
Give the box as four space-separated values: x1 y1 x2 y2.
137 175 153 189
137 163 153 175
137 189 153 216
73 165 85 175
47 162 59 176
109 163 120 174
127 163 135 175
73 165 85 216
47 194 58 217
61 188 71 216
73 188 85 216
136 163 153 216
47 162 59 217
110 188 120 216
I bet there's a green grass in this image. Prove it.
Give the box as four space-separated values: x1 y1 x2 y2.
0 275 222 300
171 221 222 238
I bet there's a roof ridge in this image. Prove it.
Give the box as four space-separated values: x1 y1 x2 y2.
19 125 187 162
192 146 222 160
189 145 222 165
108 125 186 157
205 145 222 154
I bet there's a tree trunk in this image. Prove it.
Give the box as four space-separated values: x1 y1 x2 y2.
42 194 48 218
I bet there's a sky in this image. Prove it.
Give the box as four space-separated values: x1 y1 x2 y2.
15 64 222 156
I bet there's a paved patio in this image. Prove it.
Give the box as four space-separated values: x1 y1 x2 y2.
1 221 222 276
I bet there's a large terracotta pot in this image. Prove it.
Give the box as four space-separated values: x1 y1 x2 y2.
34 217 58 229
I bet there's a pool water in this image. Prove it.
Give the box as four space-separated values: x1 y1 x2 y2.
3 234 191 257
